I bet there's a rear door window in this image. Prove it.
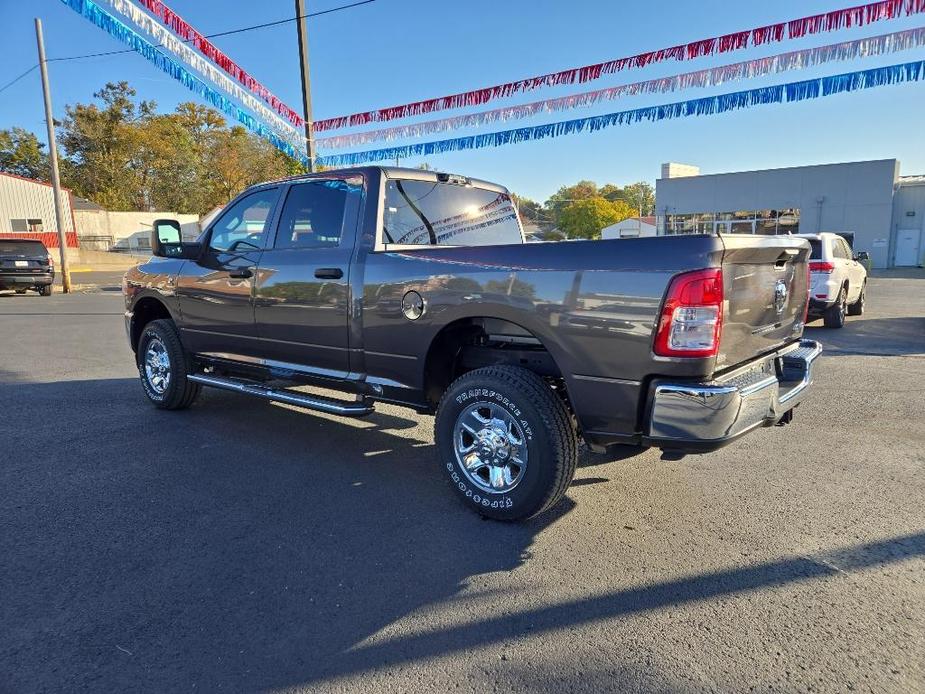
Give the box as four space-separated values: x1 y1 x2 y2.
383 179 523 247
274 178 363 249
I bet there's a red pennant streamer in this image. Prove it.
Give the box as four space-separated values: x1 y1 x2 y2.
137 0 304 127
316 0 925 131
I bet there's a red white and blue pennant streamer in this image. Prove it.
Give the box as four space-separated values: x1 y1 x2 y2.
59 0 308 164
315 0 925 131
97 0 306 155
317 26 925 149
315 60 925 167
136 0 304 127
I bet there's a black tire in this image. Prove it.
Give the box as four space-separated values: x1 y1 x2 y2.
435 366 578 521
136 319 201 410
847 281 866 316
823 285 847 328
38 285 52 296
15 289 27 294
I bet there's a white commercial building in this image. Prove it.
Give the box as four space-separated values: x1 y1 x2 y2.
601 216 658 239
0 172 202 255
656 159 924 269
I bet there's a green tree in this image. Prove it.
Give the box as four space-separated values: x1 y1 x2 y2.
598 183 626 203
544 180 598 227
558 197 635 240
0 127 49 180
623 181 655 216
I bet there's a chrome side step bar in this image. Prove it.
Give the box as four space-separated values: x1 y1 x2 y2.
187 373 375 417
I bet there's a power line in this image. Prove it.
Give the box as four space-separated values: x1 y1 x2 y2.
47 0 377 62
0 64 38 95
208 0 376 39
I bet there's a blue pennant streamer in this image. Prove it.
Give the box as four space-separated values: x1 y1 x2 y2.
317 60 925 168
59 0 307 165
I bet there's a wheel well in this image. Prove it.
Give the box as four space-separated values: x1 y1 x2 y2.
423 317 565 408
130 297 172 352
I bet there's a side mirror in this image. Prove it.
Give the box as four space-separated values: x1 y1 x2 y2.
854 251 870 262
151 219 199 259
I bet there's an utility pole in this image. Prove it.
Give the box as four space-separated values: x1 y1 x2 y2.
295 0 315 172
34 18 71 293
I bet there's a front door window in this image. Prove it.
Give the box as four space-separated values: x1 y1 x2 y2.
209 189 279 253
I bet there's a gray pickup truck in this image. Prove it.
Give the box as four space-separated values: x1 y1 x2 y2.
124 166 820 520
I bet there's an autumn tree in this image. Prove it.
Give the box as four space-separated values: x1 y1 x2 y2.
558 197 634 240
55 81 303 214
0 127 49 180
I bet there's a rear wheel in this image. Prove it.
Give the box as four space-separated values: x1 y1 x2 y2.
847 281 866 316
38 285 52 296
435 366 577 521
137 319 201 409
823 286 847 328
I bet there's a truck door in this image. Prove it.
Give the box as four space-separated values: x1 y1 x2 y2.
175 187 280 357
253 178 363 378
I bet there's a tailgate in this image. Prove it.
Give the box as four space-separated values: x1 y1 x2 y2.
717 235 810 370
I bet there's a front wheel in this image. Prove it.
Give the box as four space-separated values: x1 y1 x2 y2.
136 319 201 409
435 366 578 521
823 286 847 328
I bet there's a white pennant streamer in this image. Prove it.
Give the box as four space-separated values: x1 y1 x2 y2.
99 0 307 155
317 26 925 150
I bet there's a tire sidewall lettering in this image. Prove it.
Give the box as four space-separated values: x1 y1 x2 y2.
443 381 539 513
453 387 531 441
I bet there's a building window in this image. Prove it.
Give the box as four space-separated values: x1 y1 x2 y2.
660 209 800 235
10 218 43 233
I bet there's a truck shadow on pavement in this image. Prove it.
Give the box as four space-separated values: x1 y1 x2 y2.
805 316 925 357
2 376 923 691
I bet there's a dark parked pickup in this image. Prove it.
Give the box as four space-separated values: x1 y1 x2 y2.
0 239 54 295
123 167 820 520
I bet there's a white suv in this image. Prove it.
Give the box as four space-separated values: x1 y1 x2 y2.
796 233 868 328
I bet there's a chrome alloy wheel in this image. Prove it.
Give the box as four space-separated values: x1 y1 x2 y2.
454 402 528 494
144 338 171 394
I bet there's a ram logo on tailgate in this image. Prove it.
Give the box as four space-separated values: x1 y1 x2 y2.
774 279 789 315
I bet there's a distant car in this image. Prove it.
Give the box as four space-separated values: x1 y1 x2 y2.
0 238 55 296
795 232 867 328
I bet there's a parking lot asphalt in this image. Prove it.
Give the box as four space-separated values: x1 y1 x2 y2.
1 276 923 693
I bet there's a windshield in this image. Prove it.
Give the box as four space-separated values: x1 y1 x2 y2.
0 240 46 257
383 179 523 247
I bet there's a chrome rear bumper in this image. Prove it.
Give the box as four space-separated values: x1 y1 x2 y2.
643 340 822 451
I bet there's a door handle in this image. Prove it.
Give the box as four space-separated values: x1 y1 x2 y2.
315 267 344 279
228 267 254 279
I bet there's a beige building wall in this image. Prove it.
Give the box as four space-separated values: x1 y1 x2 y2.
74 209 202 250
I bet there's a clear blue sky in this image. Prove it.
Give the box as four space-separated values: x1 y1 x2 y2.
1 0 924 201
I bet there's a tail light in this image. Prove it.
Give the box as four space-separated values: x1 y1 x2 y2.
809 261 834 273
654 268 724 358
47 254 54 268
